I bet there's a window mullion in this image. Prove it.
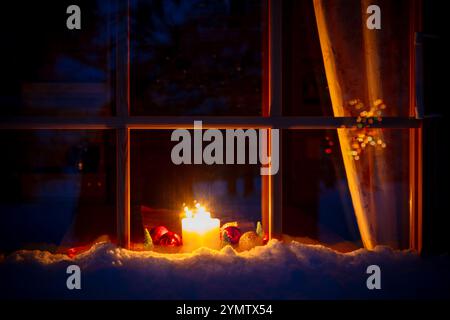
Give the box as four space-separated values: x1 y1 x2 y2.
268 0 283 239
115 0 131 249
0 116 422 130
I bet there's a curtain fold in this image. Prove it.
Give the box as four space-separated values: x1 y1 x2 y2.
313 0 411 249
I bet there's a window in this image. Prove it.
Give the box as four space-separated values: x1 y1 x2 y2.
0 0 422 253
0 130 116 252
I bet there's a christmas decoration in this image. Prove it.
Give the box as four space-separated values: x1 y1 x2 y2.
158 231 182 247
262 234 269 245
347 98 386 160
256 221 269 245
150 226 169 245
222 221 238 229
256 221 263 238
221 225 241 245
143 228 153 250
323 136 335 155
66 245 90 259
239 231 263 251
181 203 221 251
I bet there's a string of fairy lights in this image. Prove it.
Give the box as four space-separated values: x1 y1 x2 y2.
348 98 387 161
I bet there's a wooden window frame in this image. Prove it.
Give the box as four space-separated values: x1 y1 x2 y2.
0 0 423 251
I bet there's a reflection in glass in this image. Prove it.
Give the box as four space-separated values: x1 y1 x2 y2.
0 1 116 116
0 131 116 253
283 0 333 116
314 0 412 249
131 131 261 246
284 129 410 250
131 0 263 116
283 130 361 250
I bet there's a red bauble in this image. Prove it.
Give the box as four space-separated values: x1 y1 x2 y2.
66 245 90 258
222 226 241 245
262 233 269 245
158 231 182 246
150 226 169 244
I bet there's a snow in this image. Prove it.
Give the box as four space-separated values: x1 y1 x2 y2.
1 240 449 299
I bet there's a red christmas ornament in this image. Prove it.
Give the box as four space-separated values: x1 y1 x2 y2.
221 226 241 245
150 226 169 244
262 233 269 245
158 231 182 246
66 244 91 258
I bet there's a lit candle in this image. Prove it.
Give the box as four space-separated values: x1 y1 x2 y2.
181 204 221 252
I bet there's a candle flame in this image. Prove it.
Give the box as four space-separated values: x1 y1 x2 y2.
184 206 193 218
182 203 217 234
183 203 211 219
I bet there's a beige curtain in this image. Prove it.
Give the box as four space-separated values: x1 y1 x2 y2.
313 0 411 249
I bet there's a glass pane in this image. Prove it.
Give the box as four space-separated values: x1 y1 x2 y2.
282 0 333 116
314 0 412 117
130 0 264 116
283 129 411 250
131 130 262 252
338 128 410 249
283 130 361 250
0 130 116 254
0 1 116 116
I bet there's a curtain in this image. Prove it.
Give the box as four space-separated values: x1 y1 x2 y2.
313 0 412 249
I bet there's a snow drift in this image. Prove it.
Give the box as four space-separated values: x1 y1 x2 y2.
1 240 449 299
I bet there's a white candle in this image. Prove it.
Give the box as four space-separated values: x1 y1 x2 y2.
181 205 221 252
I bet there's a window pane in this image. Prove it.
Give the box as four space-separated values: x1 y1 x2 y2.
0 130 116 253
283 130 361 250
130 0 264 116
0 1 116 116
283 129 411 250
338 128 411 249
131 130 262 251
313 0 412 117
282 0 333 116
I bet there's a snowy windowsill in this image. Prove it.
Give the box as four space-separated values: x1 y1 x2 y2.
1 240 449 299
